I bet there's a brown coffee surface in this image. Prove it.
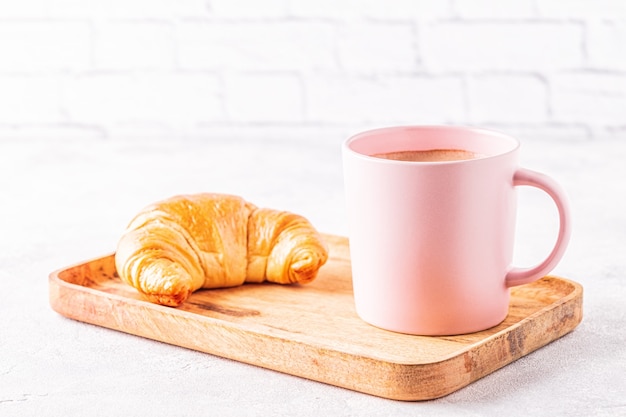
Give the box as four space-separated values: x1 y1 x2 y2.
372 149 482 162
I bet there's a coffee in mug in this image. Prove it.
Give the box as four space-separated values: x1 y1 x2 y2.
372 149 483 162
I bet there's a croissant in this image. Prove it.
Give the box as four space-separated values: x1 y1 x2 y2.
115 193 329 306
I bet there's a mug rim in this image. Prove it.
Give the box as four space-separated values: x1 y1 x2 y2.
344 125 520 164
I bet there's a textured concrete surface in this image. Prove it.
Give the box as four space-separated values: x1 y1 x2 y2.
1 136 624 416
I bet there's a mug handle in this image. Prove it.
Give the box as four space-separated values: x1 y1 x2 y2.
505 168 572 288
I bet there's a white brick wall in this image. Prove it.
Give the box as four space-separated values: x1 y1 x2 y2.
0 0 625 142
421 22 584 71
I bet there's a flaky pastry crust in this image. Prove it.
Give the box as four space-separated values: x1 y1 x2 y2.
115 193 328 306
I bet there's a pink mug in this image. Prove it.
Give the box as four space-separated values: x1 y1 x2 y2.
342 126 571 335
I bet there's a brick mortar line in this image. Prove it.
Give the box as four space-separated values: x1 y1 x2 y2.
0 16 608 25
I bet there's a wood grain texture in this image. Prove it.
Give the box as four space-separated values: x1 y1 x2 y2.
48 234 583 401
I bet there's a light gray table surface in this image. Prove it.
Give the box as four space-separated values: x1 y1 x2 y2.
1 135 624 416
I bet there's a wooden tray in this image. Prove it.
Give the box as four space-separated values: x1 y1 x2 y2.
49 234 583 401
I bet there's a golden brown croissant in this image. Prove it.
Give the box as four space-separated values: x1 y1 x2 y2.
115 193 328 306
